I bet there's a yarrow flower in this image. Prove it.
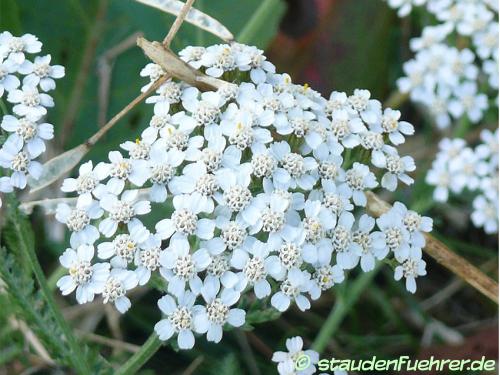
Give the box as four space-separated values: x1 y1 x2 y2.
54 41 432 347
426 129 498 234
272 336 319 375
385 0 498 128
271 335 348 375
0 31 64 207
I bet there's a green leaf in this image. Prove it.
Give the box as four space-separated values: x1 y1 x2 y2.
136 0 234 42
1 195 96 374
0 248 70 365
237 0 285 47
27 143 89 193
2 194 35 271
244 307 281 328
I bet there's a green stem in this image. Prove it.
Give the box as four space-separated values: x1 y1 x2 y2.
311 264 382 353
237 0 282 45
9 203 90 374
116 333 162 375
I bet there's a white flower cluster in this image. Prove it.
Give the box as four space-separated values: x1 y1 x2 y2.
56 42 432 350
0 31 65 207
385 0 498 129
426 128 498 234
272 336 347 375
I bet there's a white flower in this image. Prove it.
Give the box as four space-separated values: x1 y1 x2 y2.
309 261 344 300
159 235 211 297
231 238 273 298
425 158 453 202
1 115 53 157
194 281 245 343
146 79 182 113
352 214 388 272
102 269 138 313
98 190 151 237
220 104 272 150
397 59 427 96
329 109 365 148
169 162 218 212
179 46 205 69
329 211 361 269
140 63 165 92
392 202 433 248
270 141 318 190
203 236 240 289
348 89 382 126
302 199 336 245
181 87 223 126
101 151 149 194
0 58 20 97
18 54 65 91
475 129 499 164
410 23 453 51
7 84 53 120
0 32 42 64
154 291 201 349
317 179 353 217
0 136 42 188
325 91 350 115
272 336 319 375
247 192 297 249
376 209 411 262
120 138 153 161
312 139 344 181
134 234 162 285
266 232 306 281
338 162 378 206
448 82 488 122
449 147 488 191
270 268 312 312
471 195 498 234
57 245 110 304
147 144 184 202
394 247 426 293
374 149 415 191
61 160 108 200
186 130 240 172
374 108 414 145
141 105 174 142
245 45 276 84
213 164 256 217
155 194 215 240
157 121 203 157
97 220 150 266
199 44 236 77
55 194 102 248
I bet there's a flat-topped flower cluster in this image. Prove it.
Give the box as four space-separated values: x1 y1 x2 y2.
426 128 498 234
0 31 64 207
385 0 498 129
55 42 432 349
